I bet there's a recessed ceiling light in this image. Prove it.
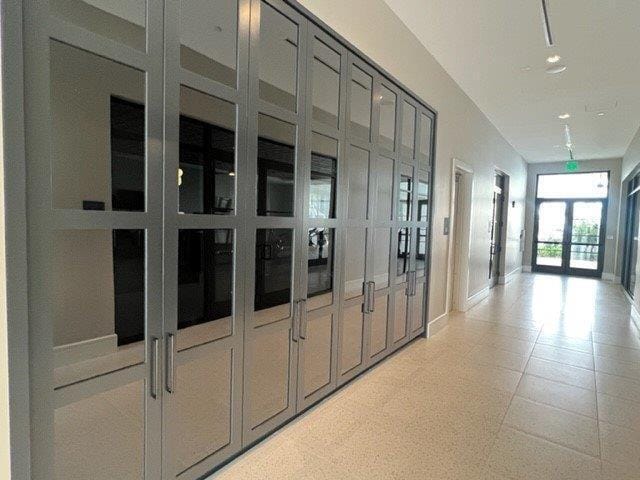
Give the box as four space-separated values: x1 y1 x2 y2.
547 54 561 63
558 113 571 119
546 64 567 74
520 66 532 72
214 25 223 32
597 112 606 117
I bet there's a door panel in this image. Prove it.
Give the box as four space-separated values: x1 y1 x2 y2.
340 303 365 374
534 201 567 271
533 199 606 276
369 295 389 357
172 349 232 476
247 327 292 427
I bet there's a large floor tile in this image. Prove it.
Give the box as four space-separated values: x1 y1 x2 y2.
598 393 640 433
532 344 594 369
594 342 640 363
486 427 601 480
466 344 529 372
477 332 535 356
595 371 640 403
503 396 599 456
525 356 595 390
599 421 640 468
595 355 640 381
516 374 597 417
536 333 593 353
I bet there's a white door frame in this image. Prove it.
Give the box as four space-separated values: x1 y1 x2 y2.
446 158 474 312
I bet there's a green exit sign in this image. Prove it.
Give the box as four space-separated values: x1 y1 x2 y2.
566 161 579 172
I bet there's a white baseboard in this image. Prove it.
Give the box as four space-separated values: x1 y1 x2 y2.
463 286 490 312
427 311 449 337
54 334 118 368
498 267 521 285
602 273 621 283
522 265 532 273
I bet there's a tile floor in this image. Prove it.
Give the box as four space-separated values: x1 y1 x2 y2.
211 274 640 479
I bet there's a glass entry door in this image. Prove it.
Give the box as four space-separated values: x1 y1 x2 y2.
533 200 605 276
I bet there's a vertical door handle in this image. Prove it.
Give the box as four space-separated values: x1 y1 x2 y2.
166 333 175 394
150 337 160 399
363 282 369 313
292 300 300 342
368 282 376 312
299 299 308 340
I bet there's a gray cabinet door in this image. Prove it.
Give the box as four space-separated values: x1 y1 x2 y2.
241 0 308 445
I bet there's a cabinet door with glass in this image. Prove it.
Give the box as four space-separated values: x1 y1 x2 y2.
27 1 165 478
295 26 346 409
161 1 250 478
241 0 308 445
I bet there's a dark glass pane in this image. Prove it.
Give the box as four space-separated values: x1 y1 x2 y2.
307 228 334 298
350 65 372 141
179 87 236 215
398 168 413 221
418 179 429 222
257 115 296 216
255 229 293 311
259 1 298 111
397 228 411 277
178 229 234 330
180 0 238 88
312 40 340 128
111 98 145 212
113 229 145 345
310 133 338 219
51 40 146 211
52 229 145 388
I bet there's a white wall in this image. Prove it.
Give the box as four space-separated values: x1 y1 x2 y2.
622 125 640 181
299 0 528 319
523 159 622 278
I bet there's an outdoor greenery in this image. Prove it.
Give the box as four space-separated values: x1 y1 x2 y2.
539 220 599 260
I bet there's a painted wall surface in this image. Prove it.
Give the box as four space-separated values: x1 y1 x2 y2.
523 159 622 278
622 125 640 181
298 0 528 319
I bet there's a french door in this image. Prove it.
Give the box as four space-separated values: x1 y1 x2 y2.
533 199 606 277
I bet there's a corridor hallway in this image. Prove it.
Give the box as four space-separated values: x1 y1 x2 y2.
212 274 640 480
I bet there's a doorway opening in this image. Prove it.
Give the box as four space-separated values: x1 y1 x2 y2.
448 160 474 312
622 171 640 297
489 172 506 287
532 172 609 277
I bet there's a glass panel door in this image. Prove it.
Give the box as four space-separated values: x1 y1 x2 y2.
533 200 606 276
569 201 604 273
534 201 567 271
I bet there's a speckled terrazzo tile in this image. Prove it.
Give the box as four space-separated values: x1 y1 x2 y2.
516 374 597 417
466 344 529 372
503 396 599 456
525 356 596 390
595 371 640 403
531 344 594 370
487 426 601 480
599 421 640 469
597 393 640 433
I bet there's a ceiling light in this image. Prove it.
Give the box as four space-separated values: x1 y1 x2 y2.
546 64 567 74
558 113 571 119
597 112 606 117
228 171 236 177
547 55 561 64
520 66 532 72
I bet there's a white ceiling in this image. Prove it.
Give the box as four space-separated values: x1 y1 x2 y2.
383 0 640 163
